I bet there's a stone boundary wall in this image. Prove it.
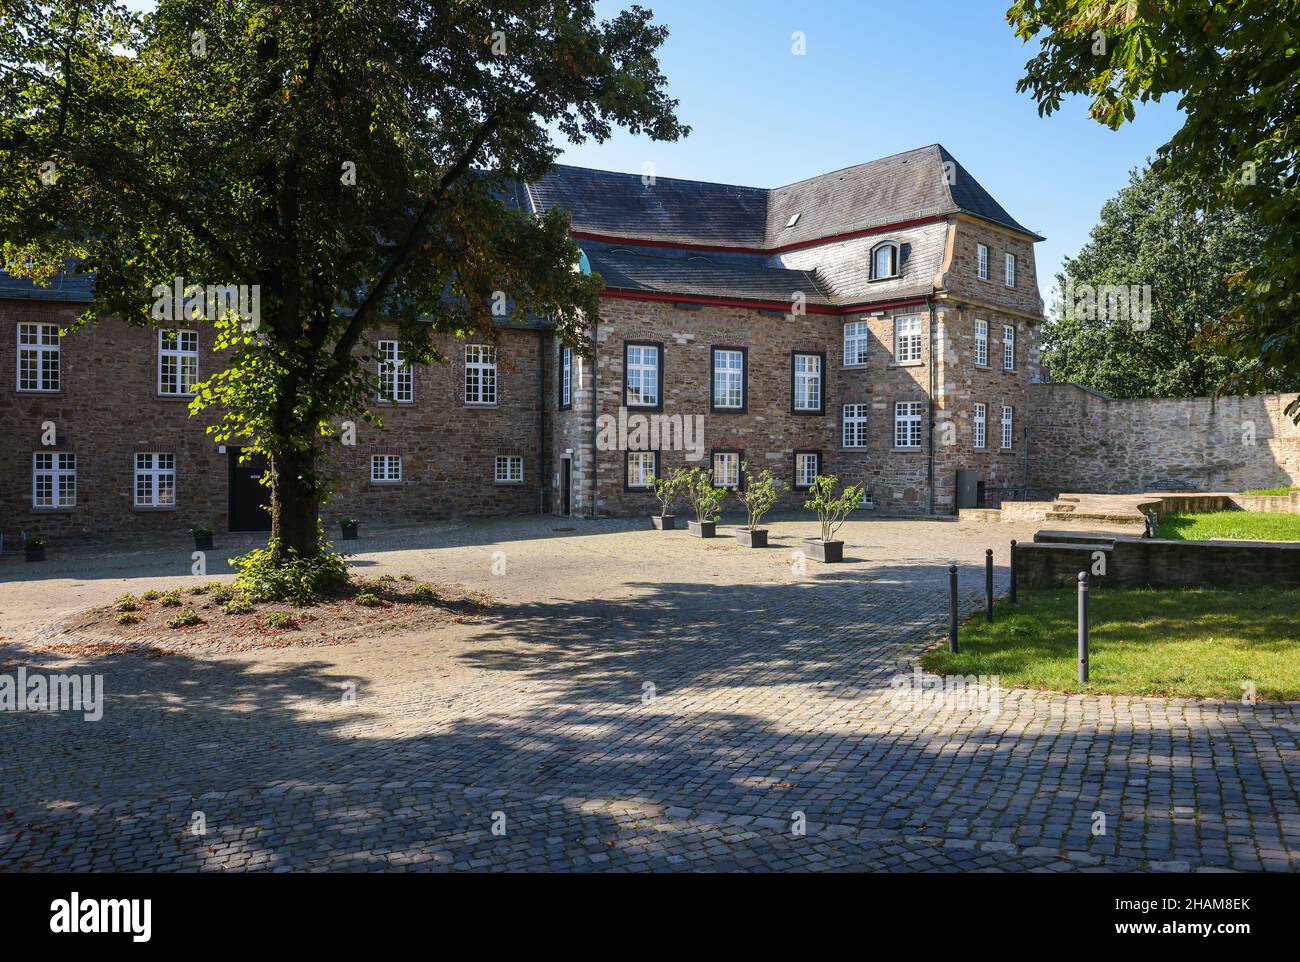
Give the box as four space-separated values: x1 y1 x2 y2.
1027 384 1300 495
1018 534 1300 589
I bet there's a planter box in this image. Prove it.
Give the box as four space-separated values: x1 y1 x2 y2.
651 514 677 531
340 522 359 541
193 533 214 551
802 538 843 563
688 520 716 538
736 528 768 548
24 543 45 562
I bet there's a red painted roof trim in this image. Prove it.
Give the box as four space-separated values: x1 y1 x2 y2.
599 288 929 316
573 214 947 256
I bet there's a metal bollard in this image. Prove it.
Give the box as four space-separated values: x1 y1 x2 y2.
1077 571 1090 683
985 548 994 623
948 563 959 654
1009 539 1018 605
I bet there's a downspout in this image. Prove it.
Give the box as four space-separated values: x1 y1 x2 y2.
537 327 546 515
926 295 936 515
588 321 598 518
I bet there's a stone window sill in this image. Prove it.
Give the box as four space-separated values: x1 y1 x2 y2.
132 505 177 511
889 361 925 369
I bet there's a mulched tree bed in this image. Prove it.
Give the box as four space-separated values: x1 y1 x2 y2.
48 575 491 653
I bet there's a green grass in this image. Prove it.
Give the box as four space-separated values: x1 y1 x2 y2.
1155 511 1300 542
1243 485 1300 497
920 586 1300 700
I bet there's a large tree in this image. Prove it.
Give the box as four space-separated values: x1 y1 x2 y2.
0 0 685 568
1008 0 1300 416
1044 166 1295 397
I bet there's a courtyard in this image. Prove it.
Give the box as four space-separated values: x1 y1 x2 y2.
1 514 1297 872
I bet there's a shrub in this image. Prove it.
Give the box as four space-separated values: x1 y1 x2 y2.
232 537 351 605
24 534 47 547
167 609 204 629
158 591 183 607
803 475 866 543
224 598 255 615
681 467 726 524
648 469 688 518
191 526 214 538
186 585 206 595
354 591 384 608
263 611 298 630
411 582 437 603
115 612 141 625
738 463 782 531
376 573 397 584
210 585 236 603
141 590 162 601
113 595 140 613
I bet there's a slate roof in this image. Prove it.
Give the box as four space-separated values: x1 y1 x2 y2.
0 266 94 302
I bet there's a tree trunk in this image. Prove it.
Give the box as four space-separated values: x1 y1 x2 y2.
269 447 322 561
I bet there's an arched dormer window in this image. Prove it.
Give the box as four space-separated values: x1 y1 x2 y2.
870 241 900 280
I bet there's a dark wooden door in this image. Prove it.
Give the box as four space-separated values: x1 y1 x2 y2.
562 458 572 516
228 447 272 532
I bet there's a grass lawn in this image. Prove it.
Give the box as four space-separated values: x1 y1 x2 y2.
1155 510 1300 542
920 586 1300 700
1243 485 1300 497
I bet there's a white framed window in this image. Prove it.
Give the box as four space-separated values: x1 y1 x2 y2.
973 403 987 449
712 451 741 489
712 347 744 410
560 345 572 408
894 401 924 448
134 453 176 507
843 320 870 366
158 329 199 396
792 353 823 412
794 451 820 490
870 242 898 280
465 344 497 405
626 451 656 489
894 315 923 363
495 455 524 484
377 340 413 403
1005 252 1016 288
625 342 660 408
976 243 989 280
974 319 988 366
17 322 60 392
842 404 869 448
32 452 75 508
1001 406 1014 449
371 454 402 482
1003 325 1016 370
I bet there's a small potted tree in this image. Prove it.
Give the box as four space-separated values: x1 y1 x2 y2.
801 474 865 563
736 463 781 548
24 534 47 562
192 526 214 551
683 467 725 538
648 470 684 530
339 517 360 541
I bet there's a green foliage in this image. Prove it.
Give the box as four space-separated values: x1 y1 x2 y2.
24 534 46 547
680 467 725 524
209 585 236 604
737 463 782 531
263 611 298 630
141 590 162 600
353 591 384 608
1007 0 1300 418
802 474 865 543
191 527 213 538
158 591 183 607
223 598 255 615
411 583 437 603
167 609 204 629
648 469 687 517
1243 486 1300 497
232 538 351 604
113 595 139 612
399 573 415 582
1044 168 1295 398
0 0 687 557
1155 511 1300 543
115 612 140 625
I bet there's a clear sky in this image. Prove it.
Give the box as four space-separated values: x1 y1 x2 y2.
559 0 1185 302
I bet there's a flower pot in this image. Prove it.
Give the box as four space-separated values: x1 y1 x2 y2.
651 514 676 531
24 543 45 562
688 520 716 538
736 528 768 548
193 532 214 551
802 538 843 563
340 521 359 541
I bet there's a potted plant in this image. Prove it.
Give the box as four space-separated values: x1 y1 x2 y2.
339 517 360 541
192 526 214 551
736 464 782 547
801 474 865 563
24 534 46 562
683 467 725 538
648 470 685 530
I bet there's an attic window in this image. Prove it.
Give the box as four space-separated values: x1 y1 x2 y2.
785 213 800 229
870 241 900 280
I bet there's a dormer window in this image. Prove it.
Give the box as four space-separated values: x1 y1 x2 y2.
870 241 899 280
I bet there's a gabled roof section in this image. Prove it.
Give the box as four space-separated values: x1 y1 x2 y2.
0 266 94 302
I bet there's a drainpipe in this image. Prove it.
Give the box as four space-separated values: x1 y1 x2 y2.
537 327 546 515
588 320 598 518
926 295 936 515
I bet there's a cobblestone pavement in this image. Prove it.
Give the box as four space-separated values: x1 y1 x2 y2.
1 515 1297 872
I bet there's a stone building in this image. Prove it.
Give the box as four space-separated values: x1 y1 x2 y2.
0 144 1050 541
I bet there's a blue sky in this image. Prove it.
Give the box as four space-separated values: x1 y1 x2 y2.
560 0 1185 301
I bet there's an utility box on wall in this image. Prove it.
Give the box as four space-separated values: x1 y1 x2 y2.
956 469 979 509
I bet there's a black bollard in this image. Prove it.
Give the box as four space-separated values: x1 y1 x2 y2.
948 563 959 654
1077 571 1090 683
1009 539 1018 605
985 548 994 623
